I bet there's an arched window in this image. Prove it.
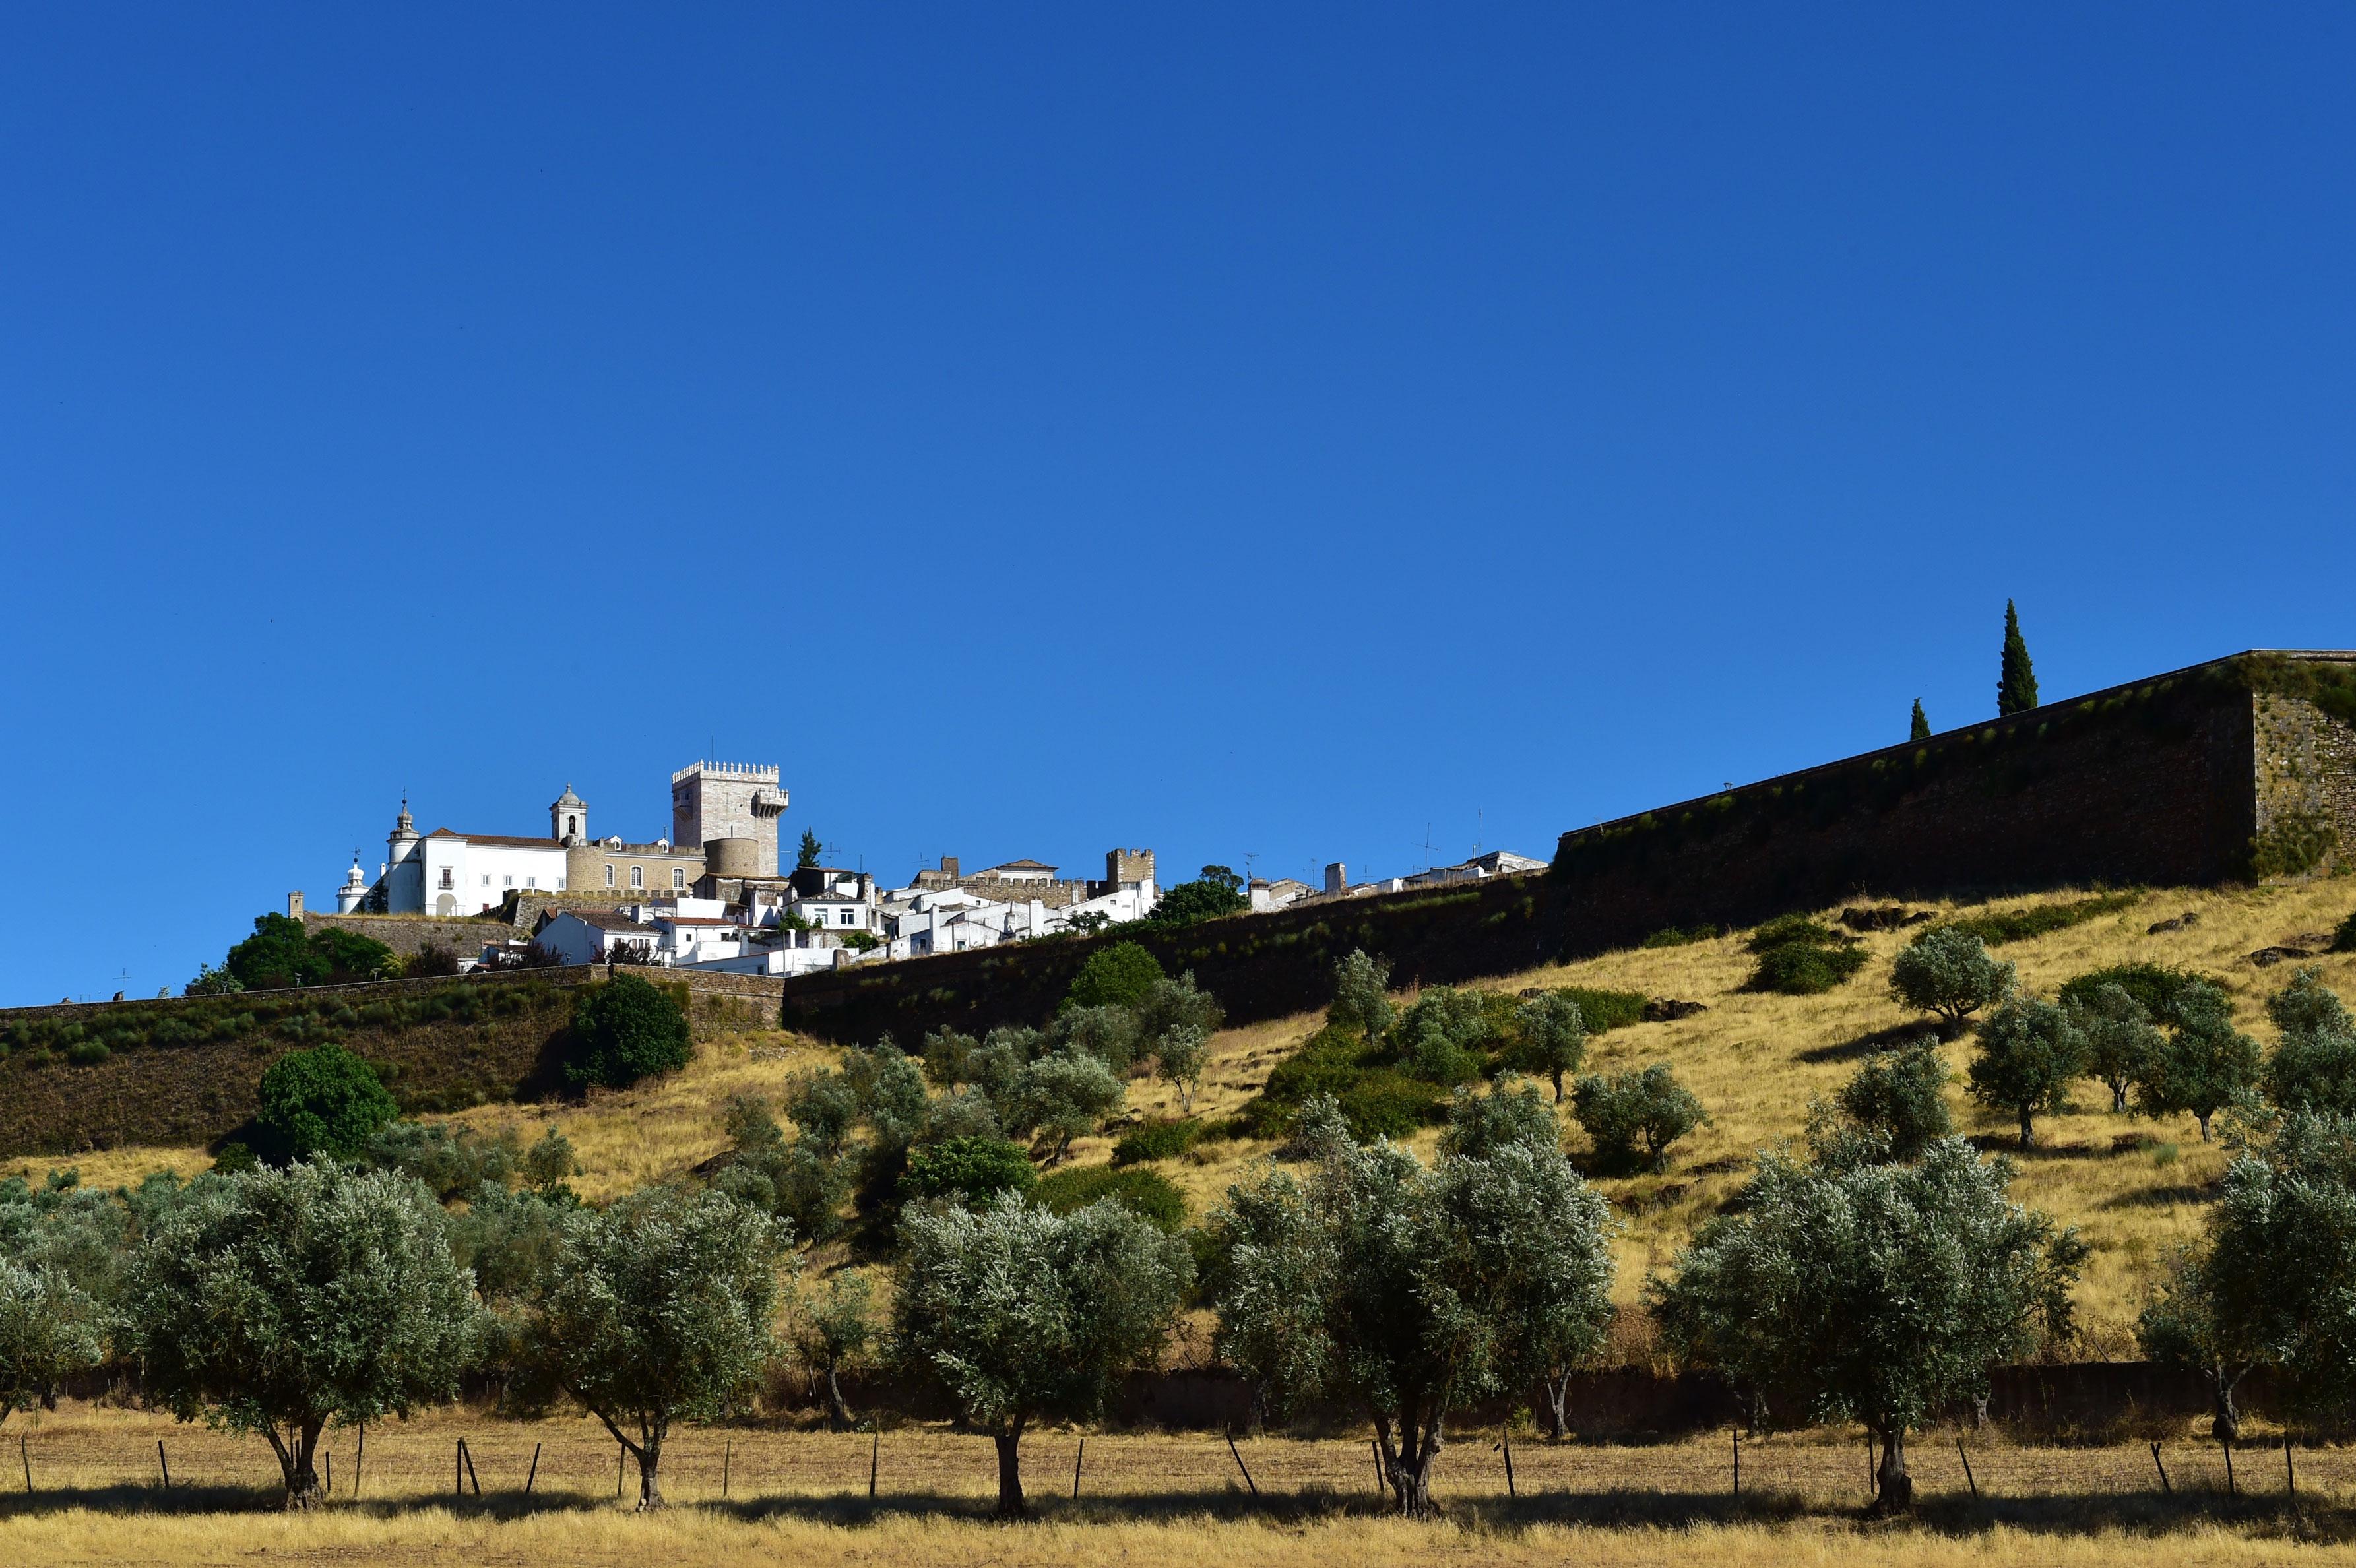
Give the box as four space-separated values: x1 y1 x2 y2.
630 866 643 889
672 868 685 889
605 865 616 887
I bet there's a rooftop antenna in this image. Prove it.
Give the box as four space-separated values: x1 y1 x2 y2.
1417 823 1442 873
1243 851 1259 885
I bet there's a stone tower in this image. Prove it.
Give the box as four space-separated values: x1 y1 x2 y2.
671 762 788 877
550 783 587 845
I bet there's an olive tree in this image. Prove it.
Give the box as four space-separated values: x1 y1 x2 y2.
2136 979 2261 1140
1327 949 1394 1040
542 1186 787 1508
1152 1023 1209 1112
1890 929 2015 1029
2067 982 2163 1114
1967 996 2085 1149
1512 991 1588 1102
1003 1050 1126 1164
1651 1139 2081 1512
0 1173 125 1427
893 1193 1191 1516
2262 968 2356 1116
1828 1040 1951 1160
793 1269 876 1431
1213 1097 1616 1515
121 1162 478 1508
1572 1063 1707 1172
2142 1112 2356 1432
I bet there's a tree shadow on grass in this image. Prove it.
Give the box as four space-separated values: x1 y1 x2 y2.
1798 1023 1934 1065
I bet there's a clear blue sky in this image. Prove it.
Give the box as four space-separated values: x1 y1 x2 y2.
3 7 2352 1005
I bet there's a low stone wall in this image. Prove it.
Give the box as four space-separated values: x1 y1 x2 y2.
299 912 519 955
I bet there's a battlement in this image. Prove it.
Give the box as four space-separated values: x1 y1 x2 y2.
674 761 780 784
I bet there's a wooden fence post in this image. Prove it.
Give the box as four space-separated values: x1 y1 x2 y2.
868 1426 879 1499
355 1424 364 1499
20 1437 30 1494
1225 1429 1258 1497
1500 1428 1515 1499
2150 1442 2171 1497
1956 1437 1977 1499
1072 1437 1085 1499
2285 1438 2297 1502
525 1443 540 1494
157 1439 170 1491
723 1439 731 1499
462 1437 480 1496
2223 1439 2236 1497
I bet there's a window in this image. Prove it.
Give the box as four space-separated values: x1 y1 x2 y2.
526 877 536 889
673 868 685 889
438 869 453 889
630 866 643 889
841 909 856 925
605 865 616 887
557 877 566 891
504 875 514 887
480 875 490 887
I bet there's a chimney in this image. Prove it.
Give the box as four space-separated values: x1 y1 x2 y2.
288 890 306 919
1324 862 1347 894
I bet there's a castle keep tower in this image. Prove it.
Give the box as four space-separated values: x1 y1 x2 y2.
672 762 788 877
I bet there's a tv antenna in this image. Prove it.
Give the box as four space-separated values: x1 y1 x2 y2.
1417 823 1442 872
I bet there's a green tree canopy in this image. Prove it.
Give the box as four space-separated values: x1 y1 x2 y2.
1213 1104 1616 1514
256 1044 400 1164
1653 1139 2080 1512
1997 598 2040 716
792 1269 876 1431
1967 996 2085 1149
797 828 823 869
1909 698 1931 741
2263 968 2356 1117
567 972 692 1089
1572 1062 1707 1173
1064 941 1164 1011
1148 866 1250 927
2135 979 2261 1139
1512 990 1589 1101
541 1186 786 1509
894 1192 1191 1515
2068 982 2165 1115
217 914 397 991
1890 927 2016 1028
120 1162 478 1508
1824 1040 1952 1161
1327 949 1395 1040
899 1136 1037 1208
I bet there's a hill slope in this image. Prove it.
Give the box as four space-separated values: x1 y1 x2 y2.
26 879 2356 1357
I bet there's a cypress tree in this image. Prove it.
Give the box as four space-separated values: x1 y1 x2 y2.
1997 600 2040 716
1909 699 1930 741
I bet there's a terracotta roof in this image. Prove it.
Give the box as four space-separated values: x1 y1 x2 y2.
553 910 649 932
426 829 565 850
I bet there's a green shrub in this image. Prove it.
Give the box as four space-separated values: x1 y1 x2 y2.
1554 986 1649 1034
1112 1119 1203 1166
2058 963 2221 1020
1890 927 2015 1025
65 1040 110 1066
1031 1164 1188 1232
899 1137 1037 1207
1335 1072 1447 1141
1640 925 1718 949
565 973 691 1089
1743 915 1867 995
255 1042 399 1162
1830 1040 1952 1159
1936 893 2141 947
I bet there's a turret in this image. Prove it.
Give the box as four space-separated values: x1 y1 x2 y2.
550 783 587 845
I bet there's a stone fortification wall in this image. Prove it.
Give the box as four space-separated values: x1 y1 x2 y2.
300 912 518 955
779 653 2356 1046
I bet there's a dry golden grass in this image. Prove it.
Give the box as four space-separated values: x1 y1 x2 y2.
11 1400 2356 1564
34 881 2356 1346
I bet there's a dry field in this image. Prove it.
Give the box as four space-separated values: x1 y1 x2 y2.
16 878 2356 1346
9 1400 2356 1565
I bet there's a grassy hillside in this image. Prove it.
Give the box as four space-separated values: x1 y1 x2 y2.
24 879 2356 1358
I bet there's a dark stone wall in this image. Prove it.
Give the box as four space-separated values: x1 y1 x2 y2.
779 654 2356 1047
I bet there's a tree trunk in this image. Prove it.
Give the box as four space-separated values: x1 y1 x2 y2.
2210 1367 2244 1443
1546 1373 1571 1440
265 1418 327 1511
1550 1071 1565 1104
637 1422 666 1510
825 1367 853 1433
993 1429 1025 1517
2197 1112 2213 1142
1869 1426 1912 1515
2111 1081 2129 1113
2018 1109 2035 1150
1376 1409 1446 1518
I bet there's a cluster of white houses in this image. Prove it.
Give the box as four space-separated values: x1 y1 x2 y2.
321 764 1541 978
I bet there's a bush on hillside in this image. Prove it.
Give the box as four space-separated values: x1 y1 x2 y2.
1934 893 2141 947
1828 1040 1952 1160
1890 928 2015 1026
2058 963 2221 1021
1112 1119 1203 1166
565 972 692 1090
899 1137 1037 1208
216 914 400 992
255 1042 400 1163
1145 866 1250 928
1744 915 1868 995
1031 1164 1188 1233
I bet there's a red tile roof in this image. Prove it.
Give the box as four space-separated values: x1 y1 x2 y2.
426 829 565 850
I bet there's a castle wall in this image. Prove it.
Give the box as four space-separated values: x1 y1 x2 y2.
779 654 2356 1046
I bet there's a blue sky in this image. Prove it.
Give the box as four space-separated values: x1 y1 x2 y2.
2 7 2352 1004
